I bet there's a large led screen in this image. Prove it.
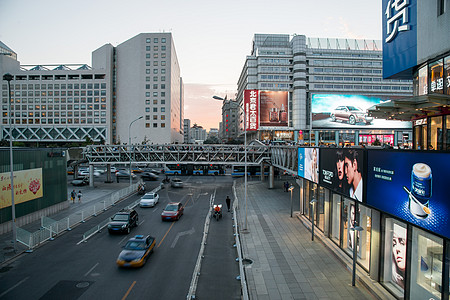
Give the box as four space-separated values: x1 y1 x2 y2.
0 168 43 209
259 91 288 127
298 148 319 183
320 148 365 202
311 94 411 129
367 151 450 239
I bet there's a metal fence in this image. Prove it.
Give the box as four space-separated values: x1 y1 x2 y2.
16 183 140 251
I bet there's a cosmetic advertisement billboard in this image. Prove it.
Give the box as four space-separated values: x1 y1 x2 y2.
367 151 450 239
382 0 417 79
0 168 43 209
311 94 411 129
319 148 365 202
244 89 259 131
259 91 288 127
298 148 319 183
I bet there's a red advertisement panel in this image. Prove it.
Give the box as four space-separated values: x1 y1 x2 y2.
244 90 259 131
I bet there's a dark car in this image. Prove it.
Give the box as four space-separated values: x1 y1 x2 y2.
330 105 373 125
108 209 139 234
115 170 137 179
161 202 184 221
141 172 159 181
71 177 89 186
116 235 156 268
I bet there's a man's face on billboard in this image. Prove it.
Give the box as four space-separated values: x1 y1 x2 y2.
344 157 355 185
336 159 345 180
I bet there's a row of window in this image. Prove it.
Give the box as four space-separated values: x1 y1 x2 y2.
260 58 291 64
146 76 166 82
314 84 411 90
309 52 381 58
144 52 167 59
146 37 167 43
2 118 107 125
312 60 382 67
2 97 106 104
313 67 382 74
260 75 290 80
145 107 166 113
145 84 166 90
145 60 166 67
313 76 411 84
145 91 166 97
145 68 166 74
3 83 107 90
145 122 166 128
3 110 106 118
260 83 290 88
260 66 290 72
145 45 167 51
145 99 165 105
8 90 107 97
3 104 106 111
11 74 106 81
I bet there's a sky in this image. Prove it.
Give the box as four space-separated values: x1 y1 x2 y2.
0 0 382 130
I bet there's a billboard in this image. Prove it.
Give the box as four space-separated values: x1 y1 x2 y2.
382 0 417 79
298 148 319 183
244 90 259 131
259 91 288 127
320 148 365 202
0 168 43 209
367 151 450 239
311 94 411 129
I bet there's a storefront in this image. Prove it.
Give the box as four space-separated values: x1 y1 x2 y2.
297 147 450 299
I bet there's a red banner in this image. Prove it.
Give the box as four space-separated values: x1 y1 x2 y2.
244 90 259 131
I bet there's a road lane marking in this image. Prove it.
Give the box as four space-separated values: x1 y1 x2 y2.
0 276 29 298
118 235 128 245
170 227 195 248
84 262 99 277
121 281 136 300
157 222 175 248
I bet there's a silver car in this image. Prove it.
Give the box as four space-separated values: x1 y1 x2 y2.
171 178 183 188
139 192 159 207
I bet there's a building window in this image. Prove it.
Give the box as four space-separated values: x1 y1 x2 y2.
153 123 157 127
161 107 165 112
154 38 158 43
153 99 158 105
153 115 158 120
153 92 158 97
146 38 151 43
161 123 165 128
146 123 150 128
161 115 165 120
146 46 150 51
153 107 158 112
161 38 166 43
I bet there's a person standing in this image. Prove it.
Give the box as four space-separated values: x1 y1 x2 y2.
226 196 231 212
70 190 76 203
77 190 82 203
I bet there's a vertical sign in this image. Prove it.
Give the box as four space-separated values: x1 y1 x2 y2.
244 90 259 131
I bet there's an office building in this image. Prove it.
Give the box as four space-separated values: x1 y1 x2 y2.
221 100 239 142
0 33 184 145
236 34 413 146
183 119 191 143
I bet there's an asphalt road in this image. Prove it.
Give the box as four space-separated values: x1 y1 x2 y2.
0 175 241 300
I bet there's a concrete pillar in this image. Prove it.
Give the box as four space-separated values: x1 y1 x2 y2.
106 164 113 183
260 161 265 181
394 131 398 146
89 165 94 187
335 131 340 146
296 178 303 214
323 189 330 237
355 130 359 146
269 166 274 189
314 130 319 146
369 209 381 281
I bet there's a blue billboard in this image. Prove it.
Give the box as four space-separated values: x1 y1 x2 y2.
367 150 450 239
382 0 418 79
298 148 319 183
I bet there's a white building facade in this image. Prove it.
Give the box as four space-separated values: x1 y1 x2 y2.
0 32 184 145
236 34 413 146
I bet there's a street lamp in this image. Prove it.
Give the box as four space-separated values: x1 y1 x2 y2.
213 95 248 230
3 73 16 252
288 185 294 217
310 199 317 241
128 116 143 186
350 225 364 286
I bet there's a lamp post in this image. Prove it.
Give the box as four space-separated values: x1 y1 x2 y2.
310 199 317 241
288 185 294 217
213 95 248 230
350 225 363 286
3 73 16 252
128 116 143 186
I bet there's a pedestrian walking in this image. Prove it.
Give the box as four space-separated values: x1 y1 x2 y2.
226 196 231 212
70 190 76 203
284 181 289 192
77 190 82 202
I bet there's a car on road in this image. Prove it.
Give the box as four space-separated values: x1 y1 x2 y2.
171 177 183 188
78 170 101 177
141 171 159 181
71 177 89 186
115 170 137 179
161 202 184 221
139 192 159 207
330 105 373 125
108 209 139 234
116 235 156 268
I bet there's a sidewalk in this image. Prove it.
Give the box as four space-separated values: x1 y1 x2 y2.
234 179 386 300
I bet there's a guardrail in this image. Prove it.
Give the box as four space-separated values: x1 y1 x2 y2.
16 183 140 251
79 184 163 244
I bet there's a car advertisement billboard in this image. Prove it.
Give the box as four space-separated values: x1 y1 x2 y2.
311 94 411 129
298 148 319 183
382 0 417 79
259 91 288 127
367 150 450 239
244 89 259 131
0 168 43 209
319 148 365 202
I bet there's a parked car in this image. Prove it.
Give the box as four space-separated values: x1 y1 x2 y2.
141 172 159 181
71 177 89 186
161 202 184 221
116 235 156 268
108 209 139 234
139 192 159 207
115 170 137 179
330 106 373 125
132 167 144 173
79 170 101 177
171 178 183 188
